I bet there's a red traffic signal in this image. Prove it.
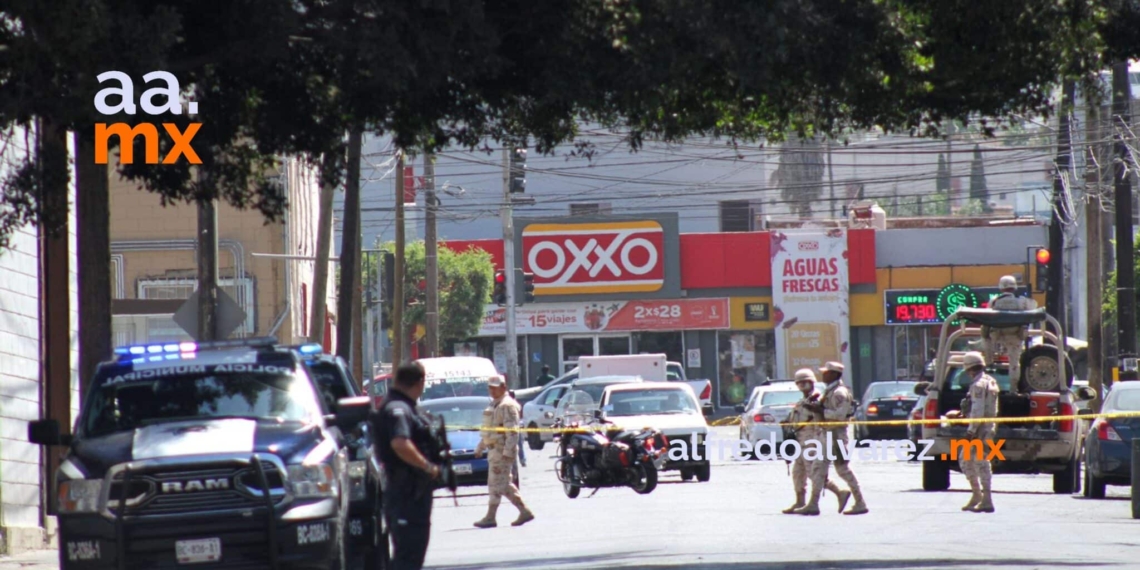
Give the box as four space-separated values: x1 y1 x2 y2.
1035 248 1051 265
495 270 506 284
493 270 507 305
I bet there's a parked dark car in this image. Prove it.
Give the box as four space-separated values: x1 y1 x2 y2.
854 381 921 441
1083 382 1140 498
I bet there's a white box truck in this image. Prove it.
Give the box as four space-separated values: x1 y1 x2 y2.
578 354 668 381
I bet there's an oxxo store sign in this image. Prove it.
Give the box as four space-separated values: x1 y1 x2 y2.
516 214 682 300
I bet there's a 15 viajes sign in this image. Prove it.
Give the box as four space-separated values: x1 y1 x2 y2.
477 298 729 336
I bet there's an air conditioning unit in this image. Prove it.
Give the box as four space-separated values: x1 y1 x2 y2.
849 201 887 230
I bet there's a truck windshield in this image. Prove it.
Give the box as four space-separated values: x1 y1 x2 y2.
82 371 320 438
422 379 489 401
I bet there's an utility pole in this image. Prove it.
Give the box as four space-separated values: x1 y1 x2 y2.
197 169 219 341
311 152 338 346
424 152 439 357
337 128 363 376
393 151 406 365
1047 81 1074 324
502 147 520 388
1087 99 1106 411
827 139 836 218
1113 61 1138 380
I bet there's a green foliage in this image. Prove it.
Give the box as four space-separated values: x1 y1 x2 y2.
968 145 990 211
1102 232 1140 333
377 241 493 346
957 198 990 216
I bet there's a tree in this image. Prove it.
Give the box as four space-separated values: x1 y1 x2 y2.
378 240 493 349
969 144 990 212
771 135 825 217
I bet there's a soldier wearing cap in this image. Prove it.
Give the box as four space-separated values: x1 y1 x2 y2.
948 351 999 513
473 375 534 528
782 368 850 514
985 275 1037 393
795 361 868 515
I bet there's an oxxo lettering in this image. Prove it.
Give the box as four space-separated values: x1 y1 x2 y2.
522 222 666 293
94 71 202 165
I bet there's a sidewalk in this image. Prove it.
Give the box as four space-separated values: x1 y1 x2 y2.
0 549 56 569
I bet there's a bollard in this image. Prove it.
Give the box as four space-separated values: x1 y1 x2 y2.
1133 438 1140 519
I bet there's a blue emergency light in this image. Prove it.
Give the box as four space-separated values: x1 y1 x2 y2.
112 337 279 361
298 343 323 355
115 341 198 357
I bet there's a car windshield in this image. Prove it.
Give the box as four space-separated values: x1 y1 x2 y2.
1107 389 1140 411
306 360 352 411
868 383 918 399
944 367 1012 391
421 378 490 401
420 401 489 428
82 368 320 438
607 389 698 416
761 391 802 406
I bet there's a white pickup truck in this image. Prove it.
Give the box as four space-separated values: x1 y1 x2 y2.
578 354 713 415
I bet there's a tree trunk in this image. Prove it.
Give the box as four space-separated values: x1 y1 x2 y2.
75 128 111 396
337 127 363 375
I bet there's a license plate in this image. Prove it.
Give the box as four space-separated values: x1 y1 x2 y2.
893 409 908 416
176 538 221 565
454 464 473 474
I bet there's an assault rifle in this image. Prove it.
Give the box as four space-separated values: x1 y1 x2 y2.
425 413 459 506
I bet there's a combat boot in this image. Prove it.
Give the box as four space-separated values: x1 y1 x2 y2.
511 503 535 526
971 478 995 513
962 477 982 512
843 486 868 515
826 481 850 513
792 491 821 516
473 504 499 528
782 491 806 514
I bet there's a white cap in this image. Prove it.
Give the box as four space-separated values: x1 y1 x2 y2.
820 362 845 374
794 368 817 384
487 375 506 388
999 275 1017 290
962 352 986 369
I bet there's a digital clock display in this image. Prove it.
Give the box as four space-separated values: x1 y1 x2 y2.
884 286 1032 325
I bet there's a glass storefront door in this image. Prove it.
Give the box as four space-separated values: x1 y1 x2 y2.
560 334 632 373
893 326 935 381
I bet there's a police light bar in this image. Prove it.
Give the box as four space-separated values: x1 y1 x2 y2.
298 343 323 355
113 337 279 360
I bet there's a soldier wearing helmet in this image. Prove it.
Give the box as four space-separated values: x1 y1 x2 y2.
795 362 868 515
984 275 1037 393
947 351 1000 512
780 368 850 514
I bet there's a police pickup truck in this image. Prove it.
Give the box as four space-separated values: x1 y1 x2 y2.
29 338 372 570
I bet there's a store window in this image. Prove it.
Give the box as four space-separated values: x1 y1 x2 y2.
633 332 683 363
893 326 936 381
717 331 775 408
560 334 631 374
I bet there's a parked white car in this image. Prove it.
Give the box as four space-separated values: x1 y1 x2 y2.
522 375 643 450
599 382 711 481
737 382 824 457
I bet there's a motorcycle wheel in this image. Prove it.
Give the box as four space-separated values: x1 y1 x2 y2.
562 461 580 499
631 464 658 495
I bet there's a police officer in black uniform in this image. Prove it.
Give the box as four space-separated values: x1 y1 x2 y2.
373 362 440 570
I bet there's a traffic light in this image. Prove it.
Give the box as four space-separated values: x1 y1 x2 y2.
509 147 526 193
493 270 507 306
522 271 535 303
1034 247 1050 293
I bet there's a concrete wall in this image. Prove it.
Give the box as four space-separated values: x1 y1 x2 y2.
876 225 1049 268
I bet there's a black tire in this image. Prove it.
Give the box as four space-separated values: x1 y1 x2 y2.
695 462 711 482
632 465 658 495
562 461 580 499
1085 464 1107 499
679 467 694 481
1054 456 1078 494
923 458 951 491
527 425 545 451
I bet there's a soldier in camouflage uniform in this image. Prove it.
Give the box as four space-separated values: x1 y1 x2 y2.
782 368 850 514
474 375 534 528
795 362 868 516
984 275 1037 393
952 352 1000 513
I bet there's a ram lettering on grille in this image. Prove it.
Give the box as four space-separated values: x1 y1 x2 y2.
161 478 230 493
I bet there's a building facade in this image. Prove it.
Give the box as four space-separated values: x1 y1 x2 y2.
441 214 1048 410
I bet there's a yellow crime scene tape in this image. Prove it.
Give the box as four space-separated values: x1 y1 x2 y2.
447 410 1140 434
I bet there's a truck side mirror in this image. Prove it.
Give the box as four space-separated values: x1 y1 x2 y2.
914 382 930 396
1076 387 1096 401
593 409 605 421
29 419 72 446
333 396 372 431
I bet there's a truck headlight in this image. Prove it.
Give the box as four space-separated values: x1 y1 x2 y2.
287 465 337 499
346 461 367 501
58 480 103 513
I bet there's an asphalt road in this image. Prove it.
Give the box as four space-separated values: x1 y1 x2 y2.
4 426 1137 570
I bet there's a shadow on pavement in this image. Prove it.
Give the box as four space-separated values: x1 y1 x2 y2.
429 556 1123 570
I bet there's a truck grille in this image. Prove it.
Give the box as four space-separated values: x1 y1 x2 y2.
110 461 286 516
